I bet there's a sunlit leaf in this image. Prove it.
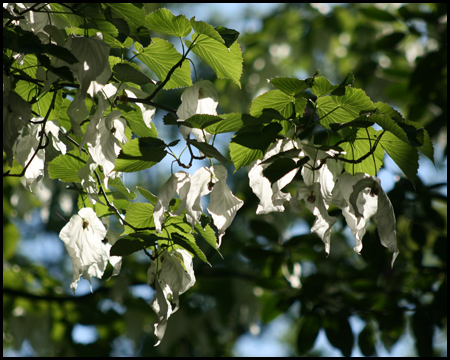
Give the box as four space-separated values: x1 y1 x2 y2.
186 33 242 88
115 137 167 172
48 150 90 183
145 8 191 38
136 38 192 89
316 88 374 128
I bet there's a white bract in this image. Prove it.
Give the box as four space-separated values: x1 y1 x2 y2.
332 172 399 267
82 110 128 189
248 139 304 214
59 207 121 293
301 145 344 206
153 165 243 247
177 80 218 143
296 182 337 255
147 248 195 346
65 33 111 136
153 171 191 232
207 165 244 246
14 120 67 191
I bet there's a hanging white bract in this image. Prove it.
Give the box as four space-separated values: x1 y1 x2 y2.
147 248 196 346
59 208 122 294
176 80 218 143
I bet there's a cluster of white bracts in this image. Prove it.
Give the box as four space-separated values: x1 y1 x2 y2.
248 139 399 268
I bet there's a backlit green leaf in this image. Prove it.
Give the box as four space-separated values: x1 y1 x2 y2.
229 122 282 171
110 234 159 256
379 131 418 183
123 202 155 235
215 26 240 48
190 18 224 43
186 33 242 88
145 8 191 38
310 76 339 97
113 63 153 86
340 127 385 175
270 77 310 96
48 150 90 183
316 87 374 128
188 140 228 164
250 90 295 118
181 114 224 129
115 137 167 173
136 38 192 89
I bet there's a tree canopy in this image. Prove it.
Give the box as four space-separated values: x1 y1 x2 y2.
3 3 447 357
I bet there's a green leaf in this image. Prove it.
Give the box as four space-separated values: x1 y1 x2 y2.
324 313 354 357
164 215 210 265
250 90 295 118
375 32 405 50
136 38 192 89
118 104 158 138
48 150 90 183
297 312 322 355
316 88 374 128
204 113 244 134
181 114 224 129
249 220 279 242
107 3 147 28
110 234 159 256
270 77 311 96
263 158 299 184
358 324 377 356
123 203 155 235
113 63 154 86
41 43 78 64
359 6 398 22
188 140 228 164
186 33 243 88
145 8 191 38
229 122 282 171
329 118 375 132
115 137 167 173
310 76 339 97
261 148 306 165
136 186 158 205
190 18 224 43
171 232 210 265
379 131 418 183
108 177 136 200
215 26 240 48
340 127 385 176
194 222 218 250
374 102 433 162
163 112 178 126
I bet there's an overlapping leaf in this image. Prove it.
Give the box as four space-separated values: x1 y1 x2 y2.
145 8 191 38
186 33 243 88
340 127 385 175
136 38 192 89
115 137 167 172
316 87 374 128
48 150 90 183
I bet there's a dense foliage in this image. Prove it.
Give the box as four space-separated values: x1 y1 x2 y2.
3 3 446 356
